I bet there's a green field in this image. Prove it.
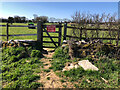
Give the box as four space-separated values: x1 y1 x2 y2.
1 23 120 46
1 23 62 47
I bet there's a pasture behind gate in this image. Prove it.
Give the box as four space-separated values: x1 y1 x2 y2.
0 22 120 49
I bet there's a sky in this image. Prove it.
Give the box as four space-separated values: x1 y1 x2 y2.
0 2 119 20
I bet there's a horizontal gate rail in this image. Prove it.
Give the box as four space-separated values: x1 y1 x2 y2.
0 25 6 27
43 31 59 33
0 25 37 27
0 34 37 36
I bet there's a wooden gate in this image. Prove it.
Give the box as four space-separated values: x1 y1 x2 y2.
37 21 62 50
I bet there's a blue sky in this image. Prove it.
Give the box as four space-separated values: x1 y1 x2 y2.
1 2 118 20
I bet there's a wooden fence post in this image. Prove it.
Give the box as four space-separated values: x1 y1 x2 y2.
37 21 43 50
63 22 67 40
58 23 62 46
6 23 9 41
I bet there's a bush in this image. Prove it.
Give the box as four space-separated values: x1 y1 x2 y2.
29 58 42 64
2 65 9 72
10 47 26 55
2 47 28 62
53 47 64 58
31 50 43 58
17 51 28 59
53 47 69 59
51 47 70 71
51 58 66 71
8 55 19 64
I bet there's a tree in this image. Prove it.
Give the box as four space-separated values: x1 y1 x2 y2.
8 17 14 24
1 18 8 22
20 16 26 23
14 15 21 23
36 16 48 23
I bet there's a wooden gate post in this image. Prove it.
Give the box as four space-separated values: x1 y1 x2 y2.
6 23 9 41
58 23 62 46
37 21 43 50
63 22 67 40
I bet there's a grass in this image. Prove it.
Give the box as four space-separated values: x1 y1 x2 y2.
1 22 62 47
1 22 120 88
1 22 120 46
51 46 119 88
2 46 44 89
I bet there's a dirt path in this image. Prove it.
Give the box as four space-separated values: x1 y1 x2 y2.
36 49 74 88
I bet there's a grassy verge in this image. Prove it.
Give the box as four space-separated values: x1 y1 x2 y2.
2 46 44 89
51 47 119 88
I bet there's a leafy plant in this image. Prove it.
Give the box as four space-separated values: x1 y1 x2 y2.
43 69 50 73
29 82 43 89
47 77 50 80
60 79 66 83
31 50 43 58
53 47 69 59
2 47 43 89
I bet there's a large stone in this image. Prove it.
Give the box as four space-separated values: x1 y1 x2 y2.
62 44 68 48
62 40 68 44
78 60 99 71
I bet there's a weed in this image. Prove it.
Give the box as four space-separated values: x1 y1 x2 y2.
62 85 67 88
29 82 43 89
31 50 43 58
47 77 50 80
34 69 42 73
43 69 50 73
2 47 44 89
49 66 53 69
53 47 69 59
60 79 66 83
